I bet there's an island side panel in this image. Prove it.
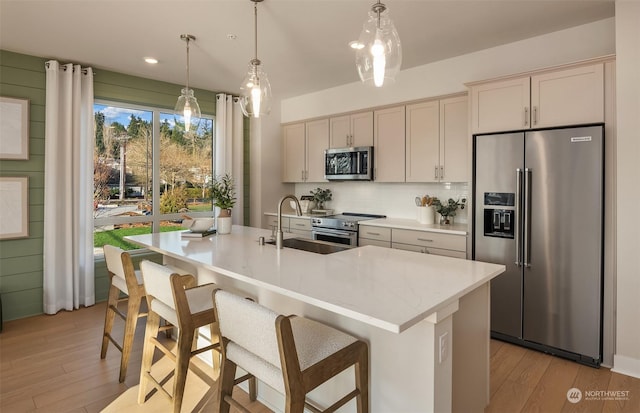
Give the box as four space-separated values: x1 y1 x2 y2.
452 282 490 413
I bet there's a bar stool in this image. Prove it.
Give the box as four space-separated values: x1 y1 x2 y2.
212 288 369 413
100 245 147 383
138 261 255 413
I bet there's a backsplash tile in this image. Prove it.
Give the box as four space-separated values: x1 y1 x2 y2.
295 182 469 223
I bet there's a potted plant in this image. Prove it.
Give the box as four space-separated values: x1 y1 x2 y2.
210 173 236 234
434 197 466 225
310 187 332 210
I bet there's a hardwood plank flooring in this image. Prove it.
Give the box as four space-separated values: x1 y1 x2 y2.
1 302 639 412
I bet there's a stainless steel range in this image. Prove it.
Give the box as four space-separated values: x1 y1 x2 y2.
311 213 385 246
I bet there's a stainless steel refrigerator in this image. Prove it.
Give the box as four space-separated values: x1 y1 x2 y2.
473 124 604 367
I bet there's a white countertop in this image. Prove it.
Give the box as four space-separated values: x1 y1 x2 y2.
361 217 468 235
126 226 502 333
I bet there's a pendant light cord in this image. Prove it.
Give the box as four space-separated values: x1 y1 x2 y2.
254 1 258 61
373 1 386 29
186 36 191 90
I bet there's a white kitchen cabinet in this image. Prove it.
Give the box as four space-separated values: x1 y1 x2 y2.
305 119 329 182
282 120 328 183
391 229 467 259
358 225 391 247
439 96 469 182
405 100 439 182
282 123 306 182
289 217 312 239
405 95 468 183
266 215 289 233
359 224 466 258
470 63 604 133
470 77 530 133
373 105 406 182
330 111 373 148
531 64 604 128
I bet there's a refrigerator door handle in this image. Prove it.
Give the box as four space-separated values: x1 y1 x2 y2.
524 168 532 267
515 168 522 266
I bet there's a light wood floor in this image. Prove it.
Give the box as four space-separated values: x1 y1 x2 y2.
1 302 639 412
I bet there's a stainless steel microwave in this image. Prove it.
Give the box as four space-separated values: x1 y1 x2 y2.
324 146 373 181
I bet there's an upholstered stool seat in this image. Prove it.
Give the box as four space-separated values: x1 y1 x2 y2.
213 289 369 413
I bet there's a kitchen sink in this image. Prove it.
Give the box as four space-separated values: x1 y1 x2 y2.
266 238 352 255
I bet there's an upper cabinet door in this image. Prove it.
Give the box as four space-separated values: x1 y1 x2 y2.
531 64 604 128
350 111 374 147
440 95 469 182
470 77 531 133
374 105 406 182
282 123 306 182
305 119 329 182
405 100 439 182
329 115 350 148
329 111 373 148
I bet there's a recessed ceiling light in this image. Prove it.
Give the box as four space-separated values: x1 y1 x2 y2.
144 57 158 64
349 40 364 50
227 34 238 40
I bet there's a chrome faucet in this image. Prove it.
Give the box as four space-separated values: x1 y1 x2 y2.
276 194 302 249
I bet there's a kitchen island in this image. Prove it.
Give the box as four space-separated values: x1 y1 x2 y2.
126 226 504 413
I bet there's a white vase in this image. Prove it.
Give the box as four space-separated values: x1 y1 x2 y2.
217 216 232 234
417 206 435 224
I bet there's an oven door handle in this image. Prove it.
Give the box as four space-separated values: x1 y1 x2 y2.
312 228 353 238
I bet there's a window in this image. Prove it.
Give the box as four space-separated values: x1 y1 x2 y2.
93 102 214 255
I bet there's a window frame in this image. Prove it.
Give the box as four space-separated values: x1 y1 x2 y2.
93 99 215 245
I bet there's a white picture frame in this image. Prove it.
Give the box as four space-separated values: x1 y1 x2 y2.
0 176 29 239
0 96 30 160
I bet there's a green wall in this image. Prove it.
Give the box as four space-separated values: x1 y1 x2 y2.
0 50 250 321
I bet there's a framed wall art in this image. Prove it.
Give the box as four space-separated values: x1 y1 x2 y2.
0 176 29 239
0 96 30 160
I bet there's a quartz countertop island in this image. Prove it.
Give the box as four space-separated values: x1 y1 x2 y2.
126 226 504 412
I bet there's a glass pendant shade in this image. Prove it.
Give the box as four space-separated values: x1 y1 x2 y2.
175 87 202 134
175 34 201 134
356 7 402 87
239 60 272 118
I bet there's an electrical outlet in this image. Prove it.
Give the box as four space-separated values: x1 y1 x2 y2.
439 332 449 364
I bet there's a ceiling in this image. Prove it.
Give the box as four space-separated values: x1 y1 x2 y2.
0 0 614 100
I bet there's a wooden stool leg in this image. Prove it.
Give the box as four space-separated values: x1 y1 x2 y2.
172 327 196 413
249 376 257 401
217 358 238 413
100 282 120 359
355 343 369 413
138 310 161 404
284 393 305 413
119 292 143 383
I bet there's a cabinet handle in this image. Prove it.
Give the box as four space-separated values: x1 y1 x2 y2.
366 231 381 236
434 165 439 180
301 170 304 181
524 107 529 127
294 223 305 227
417 238 434 242
533 106 538 125
439 165 444 180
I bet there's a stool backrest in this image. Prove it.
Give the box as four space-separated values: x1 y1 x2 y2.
140 260 176 309
213 289 282 368
103 244 128 281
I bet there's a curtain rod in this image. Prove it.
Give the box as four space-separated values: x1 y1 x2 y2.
45 61 95 75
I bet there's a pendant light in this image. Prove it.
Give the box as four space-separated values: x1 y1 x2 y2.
355 1 402 87
239 0 272 118
175 34 201 134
